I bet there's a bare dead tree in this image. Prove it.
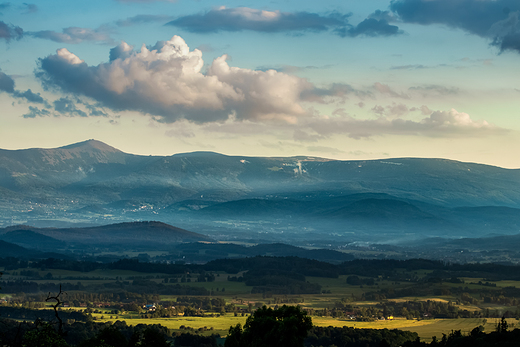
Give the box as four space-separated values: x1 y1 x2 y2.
45 285 65 335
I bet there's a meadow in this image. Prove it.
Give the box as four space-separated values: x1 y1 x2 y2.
2 260 520 343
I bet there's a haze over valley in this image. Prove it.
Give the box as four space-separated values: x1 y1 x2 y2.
1 140 519 262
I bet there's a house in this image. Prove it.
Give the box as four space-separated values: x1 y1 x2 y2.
143 304 156 311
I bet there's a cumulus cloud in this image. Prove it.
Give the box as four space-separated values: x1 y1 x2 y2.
0 21 23 42
29 26 115 44
166 7 349 33
36 36 317 123
116 15 174 27
390 0 520 54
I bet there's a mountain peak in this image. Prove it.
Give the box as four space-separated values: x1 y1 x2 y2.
59 139 122 153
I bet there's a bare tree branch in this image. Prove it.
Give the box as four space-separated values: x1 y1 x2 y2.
45 285 65 335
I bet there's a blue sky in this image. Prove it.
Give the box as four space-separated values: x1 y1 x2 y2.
1 0 519 167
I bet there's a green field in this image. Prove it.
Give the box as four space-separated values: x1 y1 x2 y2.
3 264 520 343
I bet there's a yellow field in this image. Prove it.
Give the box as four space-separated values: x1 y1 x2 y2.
88 311 516 342
93 314 248 335
311 316 435 330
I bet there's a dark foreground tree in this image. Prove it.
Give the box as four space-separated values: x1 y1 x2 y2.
22 323 69 347
225 305 312 347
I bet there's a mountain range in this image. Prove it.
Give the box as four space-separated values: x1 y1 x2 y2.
1 140 519 243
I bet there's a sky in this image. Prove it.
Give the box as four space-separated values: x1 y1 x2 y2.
0 0 519 168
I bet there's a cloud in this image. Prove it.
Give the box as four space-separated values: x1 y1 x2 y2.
390 0 520 54
306 146 345 155
23 106 51 118
36 36 317 123
304 108 506 139
0 70 48 104
116 15 174 27
334 10 402 37
22 96 109 118
13 89 46 104
0 70 15 93
293 129 324 142
336 10 402 37
29 26 115 44
166 7 349 33
371 103 410 117
0 21 23 42
21 3 37 14
116 0 176 2
256 64 325 74
409 84 459 96
0 3 10 13
390 64 427 70
374 82 410 99
54 97 88 117
302 83 372 103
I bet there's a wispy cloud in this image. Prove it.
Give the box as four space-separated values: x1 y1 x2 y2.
23 106 51 118
409 85 459 96
0 3 10 11
166 7 350 34
373 82 410 99
116 0 176 3
28 26 115 44
0 21 23 42
304 108 507 140
21 3 37 14
0 70 48 105
116 14 174 27
335 10 402 37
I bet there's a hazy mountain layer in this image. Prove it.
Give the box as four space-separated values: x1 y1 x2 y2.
1 140 519 243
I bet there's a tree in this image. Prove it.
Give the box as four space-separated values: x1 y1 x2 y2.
140 327 170 347
22 323 69 347
225 305 312 347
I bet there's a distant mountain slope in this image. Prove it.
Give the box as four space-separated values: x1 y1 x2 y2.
198 195 450 227
0 221 210 246
1 140 520 240
0 240 41 257
172 242 355 263
1 140 519 209
407 233 520 252
0 229 66 250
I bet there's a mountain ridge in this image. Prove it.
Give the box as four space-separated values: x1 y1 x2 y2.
1 140 520 241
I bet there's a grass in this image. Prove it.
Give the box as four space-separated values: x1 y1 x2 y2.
92 313 248 336
5 265 520 342
89 313 514 342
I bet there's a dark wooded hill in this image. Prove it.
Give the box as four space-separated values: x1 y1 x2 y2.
0 221 210 248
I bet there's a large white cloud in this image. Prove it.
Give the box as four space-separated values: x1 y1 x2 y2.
37 36 314 123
